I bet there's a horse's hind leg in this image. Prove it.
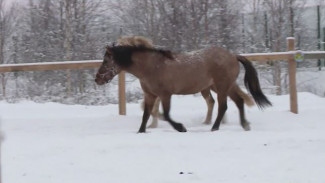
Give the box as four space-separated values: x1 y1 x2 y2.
229 87 251 131
201 89 215 125
138 92 157 133
148 98 161 128
211 92 228 131
160 95 187 132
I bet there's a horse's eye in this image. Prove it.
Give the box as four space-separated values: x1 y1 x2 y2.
103 57 110 64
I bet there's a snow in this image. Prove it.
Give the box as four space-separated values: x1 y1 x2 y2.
1 92 325 183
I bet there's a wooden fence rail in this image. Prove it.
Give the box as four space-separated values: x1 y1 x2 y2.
0 60 102 72
242 51 325 61
0 38 325 114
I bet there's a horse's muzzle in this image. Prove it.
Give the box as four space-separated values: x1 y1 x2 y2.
95 78 106 85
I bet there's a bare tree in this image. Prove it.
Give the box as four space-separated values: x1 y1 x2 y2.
263 0 306 95
0 0 17 99
64 0 72 96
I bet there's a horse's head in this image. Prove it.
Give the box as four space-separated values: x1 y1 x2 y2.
95 46 121 85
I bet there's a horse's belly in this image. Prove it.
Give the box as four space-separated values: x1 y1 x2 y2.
171 78 213 94
159 63 213 95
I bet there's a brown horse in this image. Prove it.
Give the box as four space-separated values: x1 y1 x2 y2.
95 41 271 133
116 36 255 128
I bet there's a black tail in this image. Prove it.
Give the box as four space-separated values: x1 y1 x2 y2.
237 55 272 109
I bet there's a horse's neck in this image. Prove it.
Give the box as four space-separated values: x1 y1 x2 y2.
125 55 161 80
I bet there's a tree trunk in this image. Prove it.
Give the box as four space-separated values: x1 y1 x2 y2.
264 12 269 49
0 1 5 99
274 61 282 95
79 0 86 93
13 36 19 97
1 74 5 99
203 0 208 44
289 0 294 37
65 0 72 96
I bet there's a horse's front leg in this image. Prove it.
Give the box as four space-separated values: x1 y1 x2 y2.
160 95 187 132
138 93 157 133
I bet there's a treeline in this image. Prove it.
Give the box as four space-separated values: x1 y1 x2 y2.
0 0 320 104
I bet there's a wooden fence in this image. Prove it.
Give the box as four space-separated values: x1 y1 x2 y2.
0 37 325 114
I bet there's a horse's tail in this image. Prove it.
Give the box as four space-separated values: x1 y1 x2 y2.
236 55 272 109
235 86 255 107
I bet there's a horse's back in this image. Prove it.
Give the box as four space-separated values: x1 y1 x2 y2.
179 47 239 78
206 47 238 65
203 47 240 89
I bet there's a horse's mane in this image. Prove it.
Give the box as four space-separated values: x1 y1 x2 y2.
108 45 173 68
117 36 154 48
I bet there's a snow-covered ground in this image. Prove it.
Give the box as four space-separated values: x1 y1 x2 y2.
1 92 325 183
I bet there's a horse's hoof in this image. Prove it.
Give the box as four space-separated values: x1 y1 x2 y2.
148 123 158 128
242 123 251 131
203 121 211 125
175 124 187 132
211 128 219 132
178 126 187 132
138 129 146 133
211 127 219 131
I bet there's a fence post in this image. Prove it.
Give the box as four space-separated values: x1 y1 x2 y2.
287 37 298 114
118 71 126 115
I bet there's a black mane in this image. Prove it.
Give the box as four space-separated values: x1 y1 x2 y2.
108 45 173 68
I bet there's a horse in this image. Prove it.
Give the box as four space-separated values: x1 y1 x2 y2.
116 36 255 128
95 39 272 133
